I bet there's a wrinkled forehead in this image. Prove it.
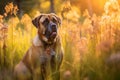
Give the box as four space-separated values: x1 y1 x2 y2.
39 14 57 23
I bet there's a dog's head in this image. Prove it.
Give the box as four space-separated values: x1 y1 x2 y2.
32 13 61 44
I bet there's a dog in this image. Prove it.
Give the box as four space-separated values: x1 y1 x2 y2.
14 13 63 80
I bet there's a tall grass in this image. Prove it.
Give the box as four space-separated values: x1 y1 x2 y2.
0 0 120 80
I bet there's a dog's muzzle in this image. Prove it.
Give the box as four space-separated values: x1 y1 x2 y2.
50 24 57 38
45 22 57 40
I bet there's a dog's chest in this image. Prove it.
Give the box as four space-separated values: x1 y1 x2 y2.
39 47 56 65
36 47 56 76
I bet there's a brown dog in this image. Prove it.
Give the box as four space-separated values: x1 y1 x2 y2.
14 13 63 80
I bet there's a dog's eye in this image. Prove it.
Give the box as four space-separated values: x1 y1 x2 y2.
53 18 57 23
42 18 49 26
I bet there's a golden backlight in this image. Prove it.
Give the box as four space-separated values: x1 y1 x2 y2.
0 0 120 80
72 0 120 14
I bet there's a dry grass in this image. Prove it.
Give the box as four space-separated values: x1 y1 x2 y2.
0 0 120 80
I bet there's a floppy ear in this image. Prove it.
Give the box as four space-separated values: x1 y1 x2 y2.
51 13 62 25
32 15 42 28
56 16 62 25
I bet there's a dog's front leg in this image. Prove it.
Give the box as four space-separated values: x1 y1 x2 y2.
50 54 59 80
51 50 63 80
33 56 47 80
33 66 46 80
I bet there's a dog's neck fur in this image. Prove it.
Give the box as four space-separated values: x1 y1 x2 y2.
33 34 56 48
33 34 57 55
33 35 42 47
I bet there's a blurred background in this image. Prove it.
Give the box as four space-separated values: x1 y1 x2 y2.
0 0 117 17
1 0 120 80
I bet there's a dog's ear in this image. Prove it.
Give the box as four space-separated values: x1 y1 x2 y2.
56 16 62 25
32 15 42 28
51 13 62 25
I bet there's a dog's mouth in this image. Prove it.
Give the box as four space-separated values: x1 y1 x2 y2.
50 31 57 39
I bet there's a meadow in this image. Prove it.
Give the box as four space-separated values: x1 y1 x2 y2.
0 0 120 80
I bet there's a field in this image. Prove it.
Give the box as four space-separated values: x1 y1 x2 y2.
0 0 120 80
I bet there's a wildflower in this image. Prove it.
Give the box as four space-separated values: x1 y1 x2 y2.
5 4 11 14
13 5 19 16
21 14 32 32
96 40 112 52
63 70 71 80
83 9 91 19
0 15 3 22
4 2 18 16
62 0 71 12
78 37 88 54
4 13 7 17
104 0 119 14
61 0 71 19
